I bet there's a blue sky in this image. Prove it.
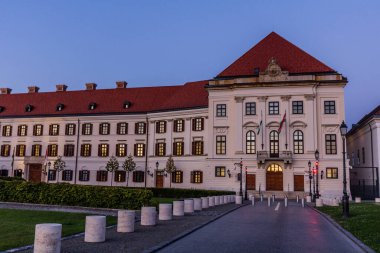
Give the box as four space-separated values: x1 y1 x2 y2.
0 0 379 126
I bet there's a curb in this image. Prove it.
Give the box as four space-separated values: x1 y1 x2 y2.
143 203 249 253
307 204 376 253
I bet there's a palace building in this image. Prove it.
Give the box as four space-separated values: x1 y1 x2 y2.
0 32 349 198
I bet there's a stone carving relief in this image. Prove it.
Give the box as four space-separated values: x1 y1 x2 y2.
322 125 339 133
259 58 289 82
215 127 229 134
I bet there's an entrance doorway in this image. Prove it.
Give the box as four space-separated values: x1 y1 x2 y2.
246 174 256 190
294 175 304 191
29 164 42 183
156 171 164 188
266 164 283 191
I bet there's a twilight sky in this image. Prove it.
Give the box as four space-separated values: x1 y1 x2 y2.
0 0 379 127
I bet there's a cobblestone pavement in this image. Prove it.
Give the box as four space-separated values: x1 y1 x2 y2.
17 203 241 253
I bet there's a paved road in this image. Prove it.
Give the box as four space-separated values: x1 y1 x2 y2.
158 200 364 253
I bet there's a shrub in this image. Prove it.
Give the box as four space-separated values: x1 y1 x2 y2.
0 181 152 210
0 176 25 182
145 188 235 199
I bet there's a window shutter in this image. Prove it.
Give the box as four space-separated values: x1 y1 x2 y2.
106 144 109 156
180 142 184 155
156 122 159 133
163 143 166 156
96 171 100 181
200 118 204 131
192 119 195 131
142 144 146 156
171 172 175 183
173 142 177 156
190 171 194 183
98 144 101 156
173 120 178 132
155 143 159 156
180 171 183 183
49 125 52 135
192 142 195 155
200 171 203 183
163 121 167 133
134 144 137 156
135 123 139 134
82 125 85 135
200 141 204 155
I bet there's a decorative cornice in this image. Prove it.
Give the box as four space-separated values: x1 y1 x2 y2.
258 96 268 102
281 95 291 101
234 96 245 103
304 94 315 101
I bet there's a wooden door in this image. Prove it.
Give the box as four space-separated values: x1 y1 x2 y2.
246 174 256 190
266 172 283 191
29 164 42 183
156 171 164 188
294 175 304 191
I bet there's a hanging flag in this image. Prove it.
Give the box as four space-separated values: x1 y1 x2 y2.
278 111 287 133
11 147 15 168
257 120 263 135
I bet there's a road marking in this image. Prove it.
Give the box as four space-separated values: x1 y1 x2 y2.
274 202 280 211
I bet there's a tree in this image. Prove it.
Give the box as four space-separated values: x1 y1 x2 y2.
53 156 66 183
164 155 176 188
106 156 119 186
122 154 136 187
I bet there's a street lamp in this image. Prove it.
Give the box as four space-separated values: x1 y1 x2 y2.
308 160 312 197
244 166 248 200
234 158 243 197
156 161 159 170
315 150 320 199
340 120 349 218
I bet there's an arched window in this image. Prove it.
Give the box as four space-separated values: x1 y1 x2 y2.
246 131 256 154
293 130 304 154
267 164 283 172
269 131 279 157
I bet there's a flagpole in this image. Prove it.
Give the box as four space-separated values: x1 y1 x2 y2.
261 110 264 150
285 110 288 150
11 147 15 177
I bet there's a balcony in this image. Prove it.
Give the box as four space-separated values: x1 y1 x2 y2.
257 151 293 164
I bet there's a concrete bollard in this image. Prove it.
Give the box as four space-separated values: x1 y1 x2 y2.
141 207 156 226
159 204 173 221
252 197 255 206
220 196 224 205
375 198 380 203
34 223 62 253
260 195 263 202
184 199 194 214
332 199 339 207
249 194 253 200
235 195 243 204
224 196 228 204
193 198 202 211
215 195 220 205
209 196 215 207
285 197 288 207
306 196 312 203
302 198 305 207
173 201 185 216
85 216 106 242
355 197 362 203
272 195 275 203
316 199 323 207
268 197 271 207
117 210 136 232
296 195 299 203
201 197 209 209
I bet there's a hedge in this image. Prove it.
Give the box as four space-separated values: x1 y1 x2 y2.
0 181 152 210
0 176 25 182
145 188 235 199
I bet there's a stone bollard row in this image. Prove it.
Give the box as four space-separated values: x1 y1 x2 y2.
201 197 209 209
209 196 215 207
268 197 271 207
173 201 185 216
235 195 243 205
184 199 194 213
34 223 62 253
224 195 228 204
141 207 157 226
117 210 135 232
355 197 362 203
316 199 323 207
251 196 255 206
215 195 220 205
284 197 288 207
159 204 173 221
301 198 305 207
85 215 106 242
375 198 380 203
194 198 202 211
306 196 312 203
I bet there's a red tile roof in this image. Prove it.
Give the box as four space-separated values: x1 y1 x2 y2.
0 80 209 117
217 32 335 78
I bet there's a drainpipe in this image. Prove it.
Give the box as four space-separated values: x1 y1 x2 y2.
74 119 80 184
368 122 378 197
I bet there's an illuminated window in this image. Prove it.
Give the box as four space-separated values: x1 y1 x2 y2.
267 164 283 172
114 171 126 182
174 119 184 132
49 124 60 136
134 143 145 157
81 144 91 157
192 141 203 155
16 144 26 157
246 131 256 154
215 167 226 177
156 121 166 134
172 171 183 183
0 144 11 157
98 144 109 157
116 144 127 157
65 124 76 136
47 144 58 157
191 171 203 184
155 142 166 156
216 135 226 155
31 144 42 157
117 122 128 135
293 130 304 154
326 168 338 179
17 125 28 136
99 123 110 135
82 123 93 135
33 124 43 136
2 125 12 136
173 141 184 156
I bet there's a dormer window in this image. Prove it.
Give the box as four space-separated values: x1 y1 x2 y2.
88 102 97 110
56 103 64 111
123 101 131 109
25 104 33 112
0 106 4 113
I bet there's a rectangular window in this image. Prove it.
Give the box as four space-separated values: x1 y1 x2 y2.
98 144 109 157
79 170 90 181
172 171 183 183
16 144 26 157
117 122 128 135
134 143 145 157
324 101 336 114
269 101 279 115
292 101 303 114
135 122 146 135
116 144 127 157
99 123 110 135
31 144 42 157
0 169 9 177
114 171 126 182
33 124 43 136
215 166 226 177
173 141 184 156
96 171 108 182
191 171 203 184
362 147 365 164
47 144 58 157
192 141 204 155
325 134 337 155
245 102 256 115
133 171 145 182
17 125 28 136
65 124 76 136
216 104 227 117
216 135 226 155
0 145 11 157
81 144 92 157
49 124 60 136
61 170 73 181
173 119 184 132
2 125 12 136
155 142 166 156
156 121 166 134
82 123 93 135
64 144 75 157
192 118 204 131
326 168 338 179
48 170 56 181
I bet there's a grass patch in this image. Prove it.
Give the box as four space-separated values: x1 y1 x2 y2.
0 209 116 251
318 203 380 253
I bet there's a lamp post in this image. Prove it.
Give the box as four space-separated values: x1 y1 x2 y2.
312 167 316 202
340 121 349 218
245 166 248 200
234 158 243 197
315 150 320 199
308 160 312 197
156 161 159 171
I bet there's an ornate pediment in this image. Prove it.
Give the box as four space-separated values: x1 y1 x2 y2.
290 120 307 128
266 121 280 128
322 124 340 133
259 58 289 82
243 121 259 128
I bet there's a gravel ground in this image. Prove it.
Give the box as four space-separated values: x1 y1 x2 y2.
16 203 242 253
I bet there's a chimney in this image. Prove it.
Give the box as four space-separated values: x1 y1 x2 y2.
85 83 97 90
0 88 12 94
56 84 68 92
116 81 128 89
28 86 40 93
